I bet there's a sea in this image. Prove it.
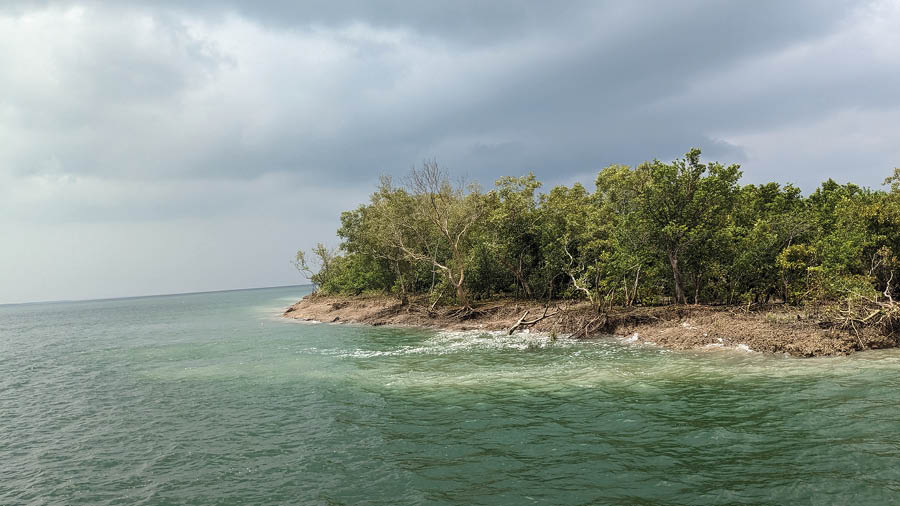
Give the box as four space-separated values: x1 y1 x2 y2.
2 285 899 505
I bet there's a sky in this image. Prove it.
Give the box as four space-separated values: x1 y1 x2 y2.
2 0 899 304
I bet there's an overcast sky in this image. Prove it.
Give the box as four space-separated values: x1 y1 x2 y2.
2 0 899 303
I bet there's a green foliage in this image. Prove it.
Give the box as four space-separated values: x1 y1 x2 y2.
318 253 394 295
776 244 817 304
297 150 900 308
485 173 543 297
631 148 742 303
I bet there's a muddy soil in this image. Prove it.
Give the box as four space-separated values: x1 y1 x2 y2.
283 294 900 357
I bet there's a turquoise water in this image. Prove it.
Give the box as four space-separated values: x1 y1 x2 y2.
2 286 900 505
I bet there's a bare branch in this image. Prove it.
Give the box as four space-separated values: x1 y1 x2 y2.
507 306 561 334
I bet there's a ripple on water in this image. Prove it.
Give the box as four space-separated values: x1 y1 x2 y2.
3 288 900 505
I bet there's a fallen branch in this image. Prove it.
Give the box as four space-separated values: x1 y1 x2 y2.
507 306 560 335
508 310 530 334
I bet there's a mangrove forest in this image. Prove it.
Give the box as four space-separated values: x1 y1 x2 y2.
297 149 900 317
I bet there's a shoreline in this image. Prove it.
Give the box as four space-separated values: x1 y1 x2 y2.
283 294 900 357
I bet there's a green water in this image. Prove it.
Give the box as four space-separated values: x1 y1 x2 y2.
2 286 899 505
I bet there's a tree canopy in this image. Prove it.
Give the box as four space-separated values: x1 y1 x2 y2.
297 150 900 309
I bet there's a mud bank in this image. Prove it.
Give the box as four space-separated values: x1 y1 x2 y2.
283 294 900 357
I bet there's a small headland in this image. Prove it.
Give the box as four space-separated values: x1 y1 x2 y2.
284 294 900 357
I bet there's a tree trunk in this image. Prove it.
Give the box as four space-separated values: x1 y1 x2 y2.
501 257 532 298
629 265 641 307
429 264 436 294
453 267 470 309
518 273 532 298
693 274 701 305
668 251 686 304
455 282 469 308
395 261 408 305
517 257 532 298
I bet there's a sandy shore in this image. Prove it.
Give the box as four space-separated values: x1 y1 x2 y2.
283 294 900 357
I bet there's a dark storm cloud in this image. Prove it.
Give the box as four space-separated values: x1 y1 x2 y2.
155 0 871 182
3 0 894 194
2 0 899 302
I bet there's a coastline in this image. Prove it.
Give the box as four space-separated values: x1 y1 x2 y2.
283 294 900 357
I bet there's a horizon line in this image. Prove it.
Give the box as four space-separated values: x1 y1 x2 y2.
0 283 313 307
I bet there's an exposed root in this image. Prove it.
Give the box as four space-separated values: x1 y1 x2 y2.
823 290 899 351
568 313 607 339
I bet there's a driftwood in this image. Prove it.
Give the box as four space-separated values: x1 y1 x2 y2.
507 306 560 335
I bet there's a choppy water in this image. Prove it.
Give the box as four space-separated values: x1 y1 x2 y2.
2 286 900 505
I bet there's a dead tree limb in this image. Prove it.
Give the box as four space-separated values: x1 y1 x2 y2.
507 306 560 335
885 271 895 304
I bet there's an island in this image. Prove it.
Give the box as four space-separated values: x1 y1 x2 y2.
285 150 900 357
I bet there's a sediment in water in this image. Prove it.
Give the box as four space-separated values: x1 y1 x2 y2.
283 294 900 357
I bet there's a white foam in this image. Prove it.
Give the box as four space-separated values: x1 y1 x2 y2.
333 329 594 359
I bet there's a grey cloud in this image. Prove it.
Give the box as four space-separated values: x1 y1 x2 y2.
123 0 601 45
3 0 599 46
2 0 887 189
2 0 899 301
